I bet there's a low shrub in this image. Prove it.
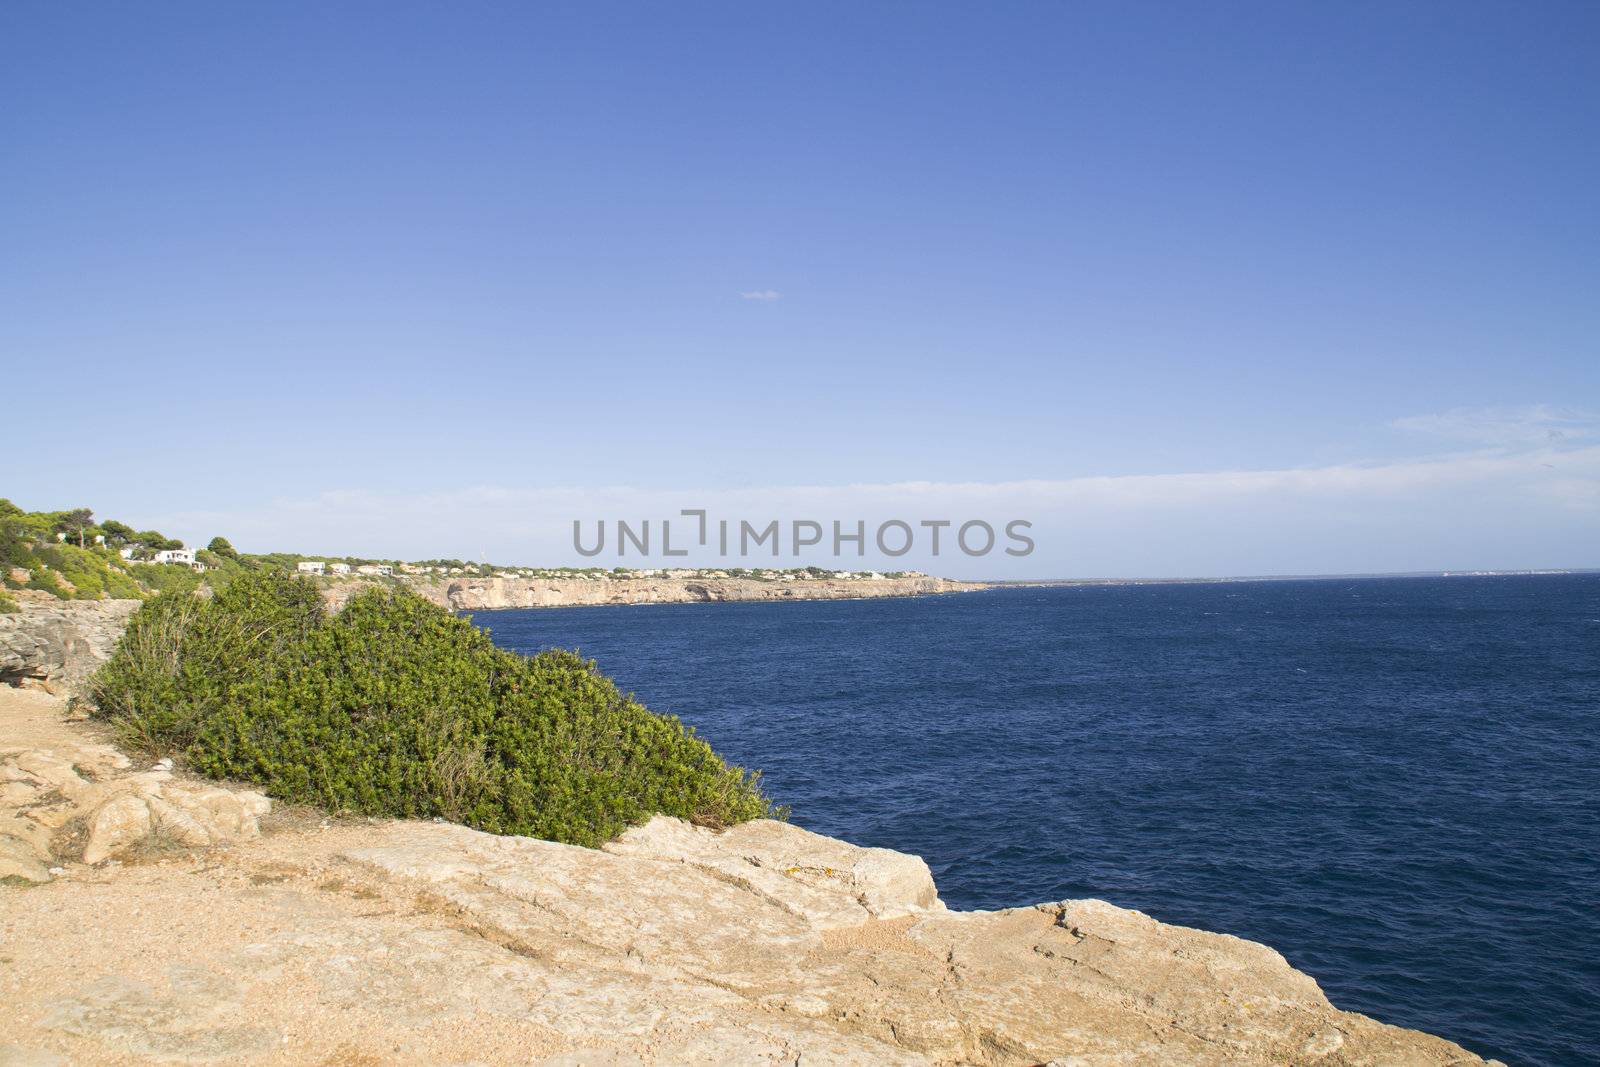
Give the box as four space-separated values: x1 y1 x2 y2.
34 543 145 600
85 571 322 751
27 567 70 599
102 567 145 599
85 574 777 845
129 563 206 596
0 591 17 613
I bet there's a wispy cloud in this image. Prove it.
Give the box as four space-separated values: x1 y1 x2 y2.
1391 405 1598 447
739 289 781 302
149 444 1600 578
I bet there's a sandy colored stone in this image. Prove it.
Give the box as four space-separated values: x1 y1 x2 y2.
82 795 153 865
0 1044 68 1067
322 573 989 611
605 813 944 927
0 834 51 883
0 689 272 873
0 686 1498 1066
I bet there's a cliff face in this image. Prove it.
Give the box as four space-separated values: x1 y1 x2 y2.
0 598 141 690
0 687 1493 1066
418 574 986 611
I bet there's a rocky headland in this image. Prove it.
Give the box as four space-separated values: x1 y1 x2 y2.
0 682 1495 1065
0 574 981 688
410 573 987 612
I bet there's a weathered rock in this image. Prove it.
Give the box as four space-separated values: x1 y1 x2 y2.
81 794 153 864
0 686 1496 1066
0 1044 68 1067
339 815 1488 1066
0 692 271 877
0 832 51 883
605 814 943 927
38 972 281 1062
0 599 140 691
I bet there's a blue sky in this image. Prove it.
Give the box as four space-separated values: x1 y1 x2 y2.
3 3 1596 576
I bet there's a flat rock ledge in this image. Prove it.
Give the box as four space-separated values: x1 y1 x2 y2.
0 689 1495 1066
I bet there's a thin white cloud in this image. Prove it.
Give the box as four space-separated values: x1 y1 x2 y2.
739 289 781 301
148 444 1600 579
1391 404 1597 446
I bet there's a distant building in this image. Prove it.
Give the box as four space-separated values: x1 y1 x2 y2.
356 564 393 577
141 548 205 572
297 561 326 575
328 562 351 575
118 547 135 560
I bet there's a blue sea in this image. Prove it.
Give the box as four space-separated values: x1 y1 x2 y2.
479 575 1600 1067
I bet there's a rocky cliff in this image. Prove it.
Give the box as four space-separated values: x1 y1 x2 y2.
0 598 141 690
0 687 1494 1066
413 574 987 611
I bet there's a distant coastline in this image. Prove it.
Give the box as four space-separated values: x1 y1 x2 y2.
399 572 989 611
991 568 1599 588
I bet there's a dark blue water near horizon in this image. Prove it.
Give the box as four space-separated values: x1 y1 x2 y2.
480 575 1600 1066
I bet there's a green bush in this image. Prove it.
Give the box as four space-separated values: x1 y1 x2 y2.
85 574 777 846
34 543 133 600
129 562 206 596
84 571 323 751
0 590 17 613
27 567 70 599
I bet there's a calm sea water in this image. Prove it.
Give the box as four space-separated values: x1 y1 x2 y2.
479 575 1600 1066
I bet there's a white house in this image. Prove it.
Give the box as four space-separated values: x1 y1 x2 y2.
152 549 195 566
328 562 352 575
356 564 393 577
118 547 135 560
297 561 326 575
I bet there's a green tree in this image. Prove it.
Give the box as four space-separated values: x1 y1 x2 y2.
101 520 137 547
0 500 31 566
131 530 183 552
206 536 238 560
55 508 95 548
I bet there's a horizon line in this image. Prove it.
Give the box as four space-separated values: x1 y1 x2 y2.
979 568 1600 586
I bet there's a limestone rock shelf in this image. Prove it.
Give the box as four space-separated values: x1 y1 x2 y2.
0 687 1494 1066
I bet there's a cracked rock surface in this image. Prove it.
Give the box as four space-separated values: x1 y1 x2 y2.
0 599 140 691
0 686 1494 1065
0 690 270 882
